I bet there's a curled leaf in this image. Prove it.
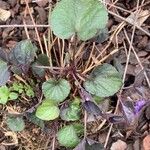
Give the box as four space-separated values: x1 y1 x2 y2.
83 101 103 116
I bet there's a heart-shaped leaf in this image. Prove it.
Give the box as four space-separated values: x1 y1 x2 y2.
0 59 10 86
9 40 37 73
42 79 71 103
57 125 80 148
84 63 122 97
50 0 108 41
6 116 25 132
36 99 60 121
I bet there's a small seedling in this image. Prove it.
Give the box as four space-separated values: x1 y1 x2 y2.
0 85 18 104
11 81 35 98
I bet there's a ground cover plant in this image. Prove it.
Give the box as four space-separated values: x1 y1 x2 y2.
0 0 150 149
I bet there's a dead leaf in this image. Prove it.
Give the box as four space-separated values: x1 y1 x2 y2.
126 10 150 27
143 135 150 150
0 8 11 21
110 140 127 150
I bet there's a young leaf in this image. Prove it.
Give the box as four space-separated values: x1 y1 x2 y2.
57 125 80 148
9 92 18 100
60 97 81 121
6 116 25 132
42 79 71 103
0 59 10 86
0 85 10 104
84 63 122 97
36 99 60 121
11 82 24 94
50 0 108 41
24 84 34 97
9 40 37 73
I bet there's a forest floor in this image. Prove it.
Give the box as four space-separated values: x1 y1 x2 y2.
0 0 150 150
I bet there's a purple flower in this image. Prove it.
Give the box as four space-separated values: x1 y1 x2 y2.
134 99 146 114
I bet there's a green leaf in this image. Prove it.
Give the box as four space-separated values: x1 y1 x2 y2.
0 86 10 104
36 54 50 66
42 79 71 103
73 123 84 136
36 99 60 121
0 59 10 86
11 82 24 94
9 92 18 100
57 125 80 148
24 85 34 97
6 116 25 132
50 0 108 41
84 63 122 97
93 96 104 104
9 40 37 73
60 97 81 121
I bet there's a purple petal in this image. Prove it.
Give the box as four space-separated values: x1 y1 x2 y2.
134 99 146 114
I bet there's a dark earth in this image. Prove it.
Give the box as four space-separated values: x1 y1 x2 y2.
0 0 150 149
